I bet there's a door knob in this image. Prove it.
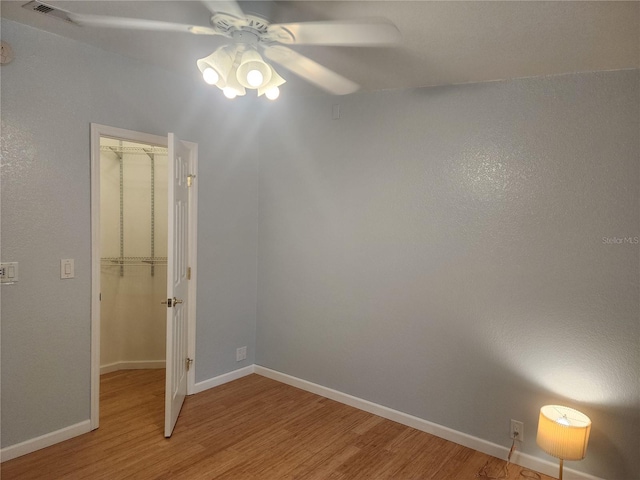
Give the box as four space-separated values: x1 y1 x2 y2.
162 297 183 307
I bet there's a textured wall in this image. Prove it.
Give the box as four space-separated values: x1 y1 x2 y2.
0 19 259 447
256 70 640 479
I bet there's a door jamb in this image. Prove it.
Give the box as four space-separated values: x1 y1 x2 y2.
90 123 198 430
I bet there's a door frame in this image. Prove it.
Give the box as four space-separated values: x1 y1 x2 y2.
90 123 198 430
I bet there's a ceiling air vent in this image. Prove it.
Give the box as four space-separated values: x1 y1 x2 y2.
22 1 74 23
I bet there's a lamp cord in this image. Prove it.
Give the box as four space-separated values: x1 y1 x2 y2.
476 433 541 480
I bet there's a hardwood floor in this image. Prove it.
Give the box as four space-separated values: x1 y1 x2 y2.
2 371 553 480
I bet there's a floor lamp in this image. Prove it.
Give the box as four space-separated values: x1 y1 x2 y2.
536 405 592 480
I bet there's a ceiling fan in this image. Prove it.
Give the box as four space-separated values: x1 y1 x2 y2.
28 1 402 100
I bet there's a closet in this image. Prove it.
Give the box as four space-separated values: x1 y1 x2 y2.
99 138 168 373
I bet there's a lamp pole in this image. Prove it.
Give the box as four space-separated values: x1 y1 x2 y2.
558 458 563 480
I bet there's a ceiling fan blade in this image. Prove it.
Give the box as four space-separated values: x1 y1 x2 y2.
267 18 401 46
201 1 245 19
68 13 220 35
264 45 359 95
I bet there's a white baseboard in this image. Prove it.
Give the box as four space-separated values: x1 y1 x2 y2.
0 365 252 463
0 420 91 463
253 365 604 480
192 365 255 394
100 360 166 375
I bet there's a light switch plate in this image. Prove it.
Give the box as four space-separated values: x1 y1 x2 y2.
61 259 74 279
0 262 19 283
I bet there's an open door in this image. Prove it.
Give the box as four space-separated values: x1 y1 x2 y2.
164 133 194 437
90 124 198 435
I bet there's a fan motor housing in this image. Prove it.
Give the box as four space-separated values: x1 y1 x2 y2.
211 13 294 45
211 13 268 35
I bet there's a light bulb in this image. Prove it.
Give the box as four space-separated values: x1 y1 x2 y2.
246 69 264 88
265 86 280 100
556 416 571 426
202 67 219 85
223 87 237 99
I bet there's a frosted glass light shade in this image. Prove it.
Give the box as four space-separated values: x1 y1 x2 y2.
222 58 246 98
196 46 234 88
237 49 271 89
537 405 591 461
258 65 286 97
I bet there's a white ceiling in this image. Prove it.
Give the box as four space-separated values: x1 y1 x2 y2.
2 1 639 94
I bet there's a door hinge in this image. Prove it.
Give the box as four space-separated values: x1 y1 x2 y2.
187 266 191 280
187 174 196 187
186 358 193 371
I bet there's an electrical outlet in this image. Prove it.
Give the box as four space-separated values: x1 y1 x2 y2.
510 419 524 441
236 346 247 362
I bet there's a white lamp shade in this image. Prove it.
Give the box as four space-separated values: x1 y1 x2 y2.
196 46 234 87
222 61 246 98
237 49 272 89
257 65 286 97
537 405 591 461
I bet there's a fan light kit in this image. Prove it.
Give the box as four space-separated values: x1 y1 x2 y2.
196 28 286 101
25 0 401 100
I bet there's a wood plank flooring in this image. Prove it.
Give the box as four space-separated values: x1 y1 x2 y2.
1 371 552 480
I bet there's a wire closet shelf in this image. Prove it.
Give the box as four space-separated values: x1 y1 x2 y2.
100 256 168 267
100 141 169 276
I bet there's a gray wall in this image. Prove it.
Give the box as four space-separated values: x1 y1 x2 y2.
2 16 639 480
256 70 639 479
0 19 258 447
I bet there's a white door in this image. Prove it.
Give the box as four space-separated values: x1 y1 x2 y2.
164 133 192 437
